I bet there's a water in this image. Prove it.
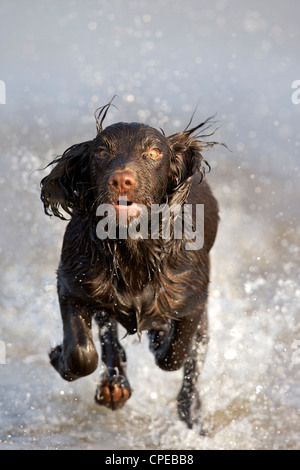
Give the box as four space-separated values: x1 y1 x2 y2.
0 0 299 450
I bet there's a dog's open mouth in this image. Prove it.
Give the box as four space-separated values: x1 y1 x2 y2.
113 197 141 217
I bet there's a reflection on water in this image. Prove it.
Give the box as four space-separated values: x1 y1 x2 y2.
0 0 300 450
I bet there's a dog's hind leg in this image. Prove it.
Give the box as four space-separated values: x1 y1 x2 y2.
94 311 132 410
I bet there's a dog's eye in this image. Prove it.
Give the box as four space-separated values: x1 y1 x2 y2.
145 148 162 160
96 148 110 158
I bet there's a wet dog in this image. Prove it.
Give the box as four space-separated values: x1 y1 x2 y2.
40 102 219 429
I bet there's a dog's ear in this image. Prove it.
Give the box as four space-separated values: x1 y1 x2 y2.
167 123 213 204
168 132 207 186
40 141 92 219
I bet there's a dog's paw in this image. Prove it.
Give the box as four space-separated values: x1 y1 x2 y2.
95 371 132 410
49 344 62 366
49 345 74 381
177 386 201 430
49 345 83 382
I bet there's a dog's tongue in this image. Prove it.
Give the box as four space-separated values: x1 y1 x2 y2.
113 197 141 217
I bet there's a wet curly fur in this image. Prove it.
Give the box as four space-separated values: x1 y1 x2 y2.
40 101 220 429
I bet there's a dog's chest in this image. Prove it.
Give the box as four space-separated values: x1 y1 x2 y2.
115 282 172 331
93 275 173 330
116 282 155 312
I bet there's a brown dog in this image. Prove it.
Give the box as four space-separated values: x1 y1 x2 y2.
40 102 219 429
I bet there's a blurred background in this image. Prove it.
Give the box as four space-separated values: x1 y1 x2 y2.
0 0 299 449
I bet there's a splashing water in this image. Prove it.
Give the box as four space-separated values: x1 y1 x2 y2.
0 0 299 450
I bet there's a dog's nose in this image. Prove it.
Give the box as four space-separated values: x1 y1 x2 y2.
109 171 136 193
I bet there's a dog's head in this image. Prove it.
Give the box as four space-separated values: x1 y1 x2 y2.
41 103 216 221
90 122 172 218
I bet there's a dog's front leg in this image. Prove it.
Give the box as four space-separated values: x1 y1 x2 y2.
149 306 208 429
94 311 132 410
149 314 202 371
49 298 99 381
176 320 209 430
